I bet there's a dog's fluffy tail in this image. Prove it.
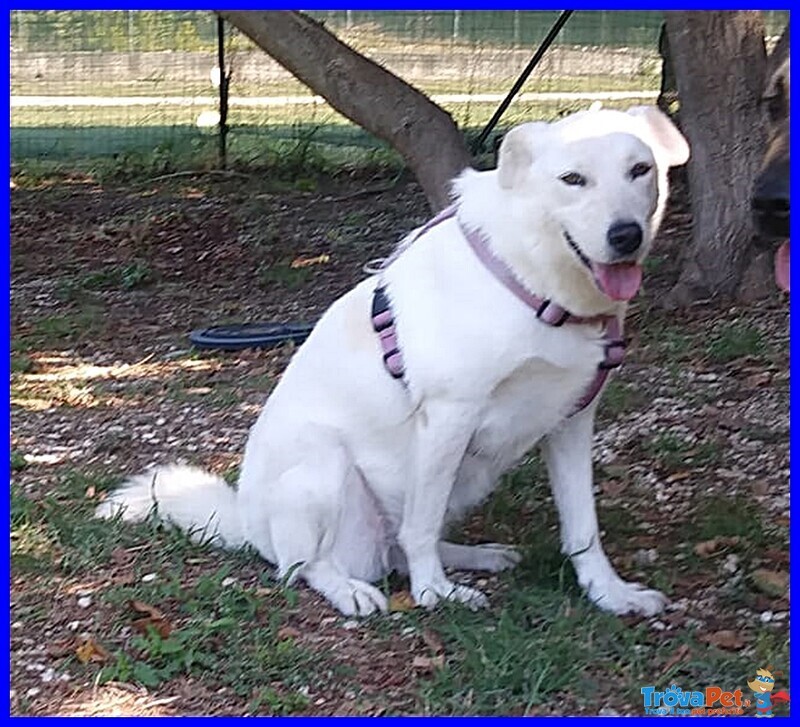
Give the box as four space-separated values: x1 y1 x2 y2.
94 464 245 549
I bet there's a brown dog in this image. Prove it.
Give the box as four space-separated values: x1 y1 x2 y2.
752 29 790 292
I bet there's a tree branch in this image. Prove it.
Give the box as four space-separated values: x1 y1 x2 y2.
218 11 472 211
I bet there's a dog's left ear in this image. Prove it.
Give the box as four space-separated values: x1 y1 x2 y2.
626 106 690 168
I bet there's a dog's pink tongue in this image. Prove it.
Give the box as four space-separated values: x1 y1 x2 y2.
775 240 790 292
592 262 643 301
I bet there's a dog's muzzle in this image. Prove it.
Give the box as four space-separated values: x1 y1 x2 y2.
752 159 790 242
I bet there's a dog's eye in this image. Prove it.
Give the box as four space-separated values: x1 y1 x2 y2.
559 172 586 187
630 162 652 180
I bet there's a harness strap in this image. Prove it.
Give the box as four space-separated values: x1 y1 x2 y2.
370 205 626 415
371 286 404 379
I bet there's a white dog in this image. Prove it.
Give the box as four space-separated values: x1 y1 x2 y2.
97 105 689 619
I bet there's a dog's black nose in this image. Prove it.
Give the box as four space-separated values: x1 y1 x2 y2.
752 167 790 239
607 221 643 255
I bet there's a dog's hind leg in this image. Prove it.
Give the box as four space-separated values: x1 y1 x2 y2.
240 429 388 617
439 541 522 572
301 558 388 616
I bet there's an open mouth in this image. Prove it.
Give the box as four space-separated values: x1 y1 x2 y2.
563 229 643 302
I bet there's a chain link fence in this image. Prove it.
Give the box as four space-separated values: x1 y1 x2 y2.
10 10 789 170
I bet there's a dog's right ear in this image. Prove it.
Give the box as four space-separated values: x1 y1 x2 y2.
497 122 549 189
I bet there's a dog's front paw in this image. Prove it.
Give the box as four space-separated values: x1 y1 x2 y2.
575 554 667 617
413 578 489 611
587 576 667 617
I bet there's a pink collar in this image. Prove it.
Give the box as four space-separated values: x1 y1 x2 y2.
372 204 627 415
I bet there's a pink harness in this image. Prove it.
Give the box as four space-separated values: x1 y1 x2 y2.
371 204 626 416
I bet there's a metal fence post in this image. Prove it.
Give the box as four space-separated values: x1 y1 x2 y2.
216 14 229 169
471 10 574 154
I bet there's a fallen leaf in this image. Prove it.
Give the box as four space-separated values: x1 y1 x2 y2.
132 617 172 638
700 630 745 650
751 569 788 598
412 654 444 671
75 638 109 664
186 386 211 395
421 629 444 655
660 644 691 675
129 600 165 621
291 254 329 269
665 470 692 483
277 625 302 641
693 536 741 558
389 591 416 612
129 600 172 638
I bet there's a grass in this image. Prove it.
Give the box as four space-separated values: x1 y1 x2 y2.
258 262 315 291
11 450 28 472
98 567 316 706
57 260 155 301
706 322 766 364
420 591 631 714
17 306 105 348
11 92 649 179
11 352 35 373
10 470 329 714
598 379 648 420
401 480 785 716
10 438 789 715
163 378 242 408
11 169 789 715
642 433 723 472
684 494 774 548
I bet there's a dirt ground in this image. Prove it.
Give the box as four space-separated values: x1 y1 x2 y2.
10 170 790 716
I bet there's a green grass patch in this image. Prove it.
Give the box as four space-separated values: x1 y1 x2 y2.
11 449 28 472
11 469 336 713
706 323 766 364
83 259 155 292
99 566 317 706
643 434 723 472
598 379 648 420
23 305 104 346
163 378 241 408
10 353 35 373
258 262 314 291
684 494 773 547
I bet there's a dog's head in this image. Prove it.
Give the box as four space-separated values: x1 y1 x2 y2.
752 35 790 292
497 106 689 302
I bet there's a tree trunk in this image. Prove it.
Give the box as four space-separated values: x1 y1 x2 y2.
664 11 768 306
218 10 472 212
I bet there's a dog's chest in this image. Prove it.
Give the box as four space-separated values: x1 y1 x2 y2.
470 356 594 464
